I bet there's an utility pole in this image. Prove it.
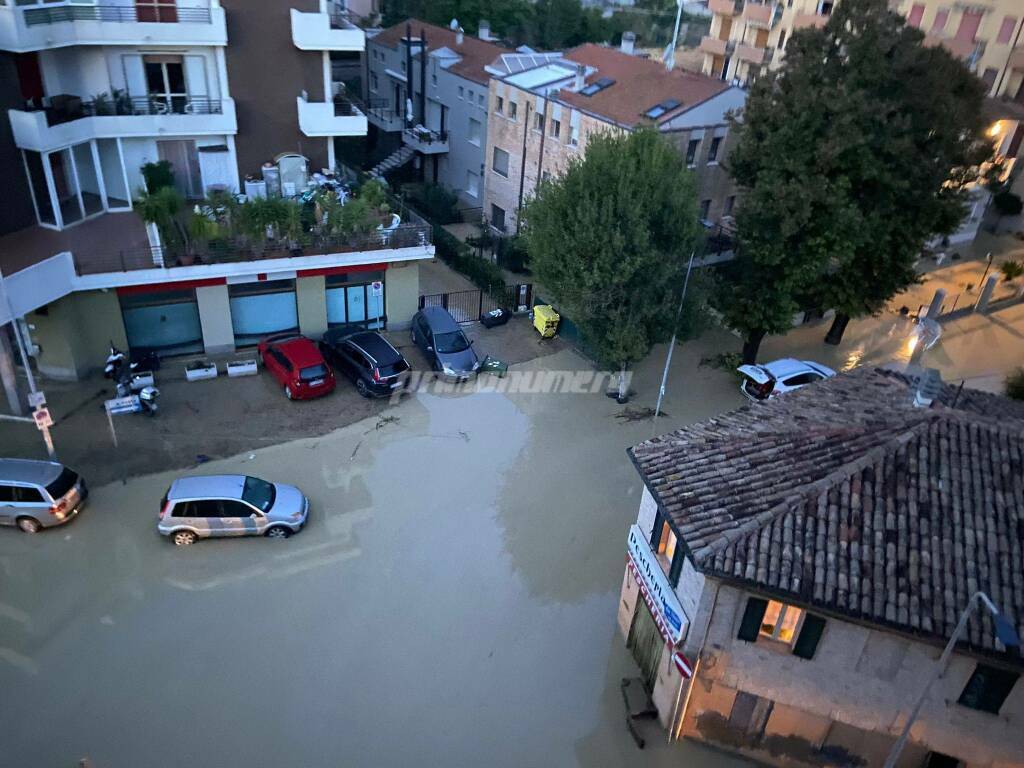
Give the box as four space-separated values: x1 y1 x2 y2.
653 251 696 434
0 269 55 458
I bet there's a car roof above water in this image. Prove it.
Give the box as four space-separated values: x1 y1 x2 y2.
168 475 246 500
0 458 66 486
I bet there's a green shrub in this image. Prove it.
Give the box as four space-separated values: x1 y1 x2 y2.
1000 259 1024 282
141 160 175 193
432 225 507 292
1007 368 1024 400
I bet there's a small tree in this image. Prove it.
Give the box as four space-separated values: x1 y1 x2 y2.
1000 259 1024 282
524 129 706 398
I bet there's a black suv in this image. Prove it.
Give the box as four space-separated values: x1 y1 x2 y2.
318 329 411 397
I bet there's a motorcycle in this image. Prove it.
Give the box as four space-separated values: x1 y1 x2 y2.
106 386 161 417
104 344 157 396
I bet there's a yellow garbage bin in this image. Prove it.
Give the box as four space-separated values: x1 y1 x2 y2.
532 305 560 338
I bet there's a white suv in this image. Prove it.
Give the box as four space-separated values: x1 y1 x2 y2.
738 359 836 401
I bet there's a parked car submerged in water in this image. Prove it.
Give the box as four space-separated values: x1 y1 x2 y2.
738 359 836 402
0 458 88 533
411 307 480 381
158 474 308 546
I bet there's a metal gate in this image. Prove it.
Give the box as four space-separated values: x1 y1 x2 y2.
418 284 532 324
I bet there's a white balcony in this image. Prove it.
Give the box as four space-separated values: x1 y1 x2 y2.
0 1 226 53
10 97 237 153
290 8 364 51
402 127 448 155
296 95 367 137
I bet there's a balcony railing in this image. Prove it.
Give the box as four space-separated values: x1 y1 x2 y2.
26 95 224 127
72 224 432 276
22 4 212 26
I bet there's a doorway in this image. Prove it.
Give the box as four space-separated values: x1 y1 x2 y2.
627 600 664 692
144 55 186 113
135 0 178 23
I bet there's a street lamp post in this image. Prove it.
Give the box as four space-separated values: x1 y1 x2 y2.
883 591 1021 768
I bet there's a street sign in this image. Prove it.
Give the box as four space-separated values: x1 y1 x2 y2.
32 407 53 430
28 390 46 409
370 280 383 297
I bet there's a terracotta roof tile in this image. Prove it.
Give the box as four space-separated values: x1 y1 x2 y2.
557 43 730 128
630 368 1024 662
371 19 513 85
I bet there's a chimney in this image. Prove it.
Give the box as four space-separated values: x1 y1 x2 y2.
455 26 464 46
574 64 585 90
621 31 636 56
479 19 491 40
913 368 942 408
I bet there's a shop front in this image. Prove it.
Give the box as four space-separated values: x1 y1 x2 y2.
620 524 694 727
228 278 299 347
119 286 204 357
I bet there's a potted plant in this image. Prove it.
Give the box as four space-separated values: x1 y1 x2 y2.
185 360 218 381
227 357 258 377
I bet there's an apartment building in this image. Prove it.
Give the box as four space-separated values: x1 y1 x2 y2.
363 19 512 207
699 0 834 85
620 367 1024 768
0 1 429 405
483 41 746 235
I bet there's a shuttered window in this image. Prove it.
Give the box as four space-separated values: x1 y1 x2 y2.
792 614 826 659
958 664 1019 714
737 597 767 642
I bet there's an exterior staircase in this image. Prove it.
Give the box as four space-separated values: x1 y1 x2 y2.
370 145 415 178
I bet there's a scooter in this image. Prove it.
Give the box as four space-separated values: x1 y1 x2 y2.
106 386 161 417
104 344 157 394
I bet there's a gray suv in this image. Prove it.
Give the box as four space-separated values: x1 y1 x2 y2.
158 474 309 546
0 458 88 533
411 306 481 381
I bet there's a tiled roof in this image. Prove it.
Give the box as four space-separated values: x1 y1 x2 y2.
630 368 1024 661
557 43 730 128
370 19 513 85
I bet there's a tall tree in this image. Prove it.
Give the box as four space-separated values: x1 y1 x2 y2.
524 130 706 398
721 0 992 361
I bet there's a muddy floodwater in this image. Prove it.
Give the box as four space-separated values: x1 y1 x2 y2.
0 350 750 767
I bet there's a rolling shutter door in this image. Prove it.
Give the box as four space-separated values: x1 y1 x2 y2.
229 279 298 346
120 288 203 356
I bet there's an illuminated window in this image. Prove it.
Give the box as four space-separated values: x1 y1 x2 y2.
655 520 677 573
759 600 803 643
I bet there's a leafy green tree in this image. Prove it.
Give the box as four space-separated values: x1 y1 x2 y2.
524 129 706 399
722 0 992 361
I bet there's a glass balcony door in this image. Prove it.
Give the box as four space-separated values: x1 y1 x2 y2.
135 0 178 23
144 55 187 114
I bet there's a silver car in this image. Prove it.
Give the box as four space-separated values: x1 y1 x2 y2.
158 475 309 546
0 458 88 533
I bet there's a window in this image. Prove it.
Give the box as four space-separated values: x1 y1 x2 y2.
458 86 464 99
931 7 949 33
551 118 561 139
570 121 579 146
925 753 961 768
46 468 78 499
431 72 437 86
736 597 827 658
760 600 803 642
650 512 685 586
723 195 736 217
700 199 712 221
782 372 821 387
495 95 504 114
534 112 545 133
6 486 44 503
467 89 474 102
401 60 406 72
0 485 14 503
468 117 482 146
144 55 186 113
466 170 480 198
219 499 253 517
906 3 925 27
492 147 510 177
708 136 722 163
958 664 1019 714
490 204 506 232
508 100 518 121
982 68 998 92
686 138 701 166
241 476 275 512
478 93 484 107
777 29 787 50
541 170 551 183
997 16 1018 45
370 72 379 92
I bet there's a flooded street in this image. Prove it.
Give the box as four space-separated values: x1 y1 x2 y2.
0 349 750 768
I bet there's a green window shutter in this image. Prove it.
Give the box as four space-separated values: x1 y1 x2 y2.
649 510 663 548
792 614 827 659
737 597 767 642
668 547 684 587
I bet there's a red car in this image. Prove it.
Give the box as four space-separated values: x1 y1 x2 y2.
258 333 336 400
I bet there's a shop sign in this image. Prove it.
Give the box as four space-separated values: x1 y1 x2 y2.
627 524 688 645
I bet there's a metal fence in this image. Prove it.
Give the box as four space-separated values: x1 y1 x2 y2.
73 225 432 276
35 96 223 127
418 285 533 324
23 4 212 25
